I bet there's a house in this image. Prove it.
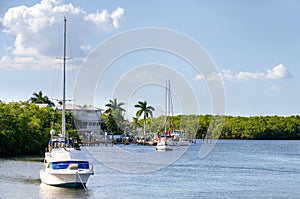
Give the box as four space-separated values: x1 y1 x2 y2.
56 104 104 145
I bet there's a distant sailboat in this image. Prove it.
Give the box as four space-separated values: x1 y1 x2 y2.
40 17 94 188
156 80 173 151
156 80 191 151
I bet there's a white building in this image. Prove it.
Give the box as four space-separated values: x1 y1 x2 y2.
56 104 104 145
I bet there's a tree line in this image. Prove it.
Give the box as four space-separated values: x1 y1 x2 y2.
0 101 75 157
0 102 56 157
1 92 300 157
100 98 300 140
141 114 300 140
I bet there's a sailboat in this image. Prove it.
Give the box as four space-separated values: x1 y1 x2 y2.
40 17 94 188
156 80 173 151
156 80 191 151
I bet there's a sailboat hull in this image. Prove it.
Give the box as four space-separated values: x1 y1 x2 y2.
156 140 173 151
156 145 173 151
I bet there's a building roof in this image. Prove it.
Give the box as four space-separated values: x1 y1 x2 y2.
55 104 103 111
35 103 50 108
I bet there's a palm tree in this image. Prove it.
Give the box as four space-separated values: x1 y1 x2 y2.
29 91 55 107
131 117 141 135
104 98 126 134
104 98 126 114
134 101 155 136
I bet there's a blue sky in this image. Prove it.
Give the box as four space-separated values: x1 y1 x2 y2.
0 0 299 117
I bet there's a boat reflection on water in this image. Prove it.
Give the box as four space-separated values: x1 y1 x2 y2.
39 183 88 199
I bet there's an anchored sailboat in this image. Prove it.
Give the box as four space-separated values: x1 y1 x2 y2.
156 80 191 151
156 80 173 151
40 17 94 188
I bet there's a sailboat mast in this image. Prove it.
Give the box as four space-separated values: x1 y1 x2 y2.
165 80 167 133
164 80 172 133
62 17 66 139
168 80 171 120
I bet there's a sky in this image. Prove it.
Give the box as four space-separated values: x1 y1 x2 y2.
0 0 299 118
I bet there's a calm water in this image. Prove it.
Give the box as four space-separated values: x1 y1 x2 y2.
1 140 300 198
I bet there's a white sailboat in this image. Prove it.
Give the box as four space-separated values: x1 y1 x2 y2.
156 138 173 151
156 80 173 151
156 80 191 150
167 131 191 146
40 17 94 188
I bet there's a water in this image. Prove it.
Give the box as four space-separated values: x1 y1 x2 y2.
1 140 300 198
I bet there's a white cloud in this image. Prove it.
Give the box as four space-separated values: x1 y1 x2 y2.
266 64 292 79
268 85 282 91
194 74 205 80
220 70 234 81
84 6 124 29
0 54 54 70
195 64 292 81
111 7 125 28
207 72 222 81
84 10 111 29
235 71 265 80
80 44 92 52
0 0 125 70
